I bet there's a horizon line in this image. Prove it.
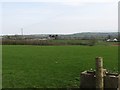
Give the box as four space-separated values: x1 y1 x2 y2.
0 31 119 36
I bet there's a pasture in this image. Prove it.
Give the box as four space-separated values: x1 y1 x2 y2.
2 45 118 88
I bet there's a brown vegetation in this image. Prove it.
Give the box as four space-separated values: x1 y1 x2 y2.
2 39 96 46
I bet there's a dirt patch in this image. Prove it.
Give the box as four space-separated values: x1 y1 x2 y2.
112 44 120 46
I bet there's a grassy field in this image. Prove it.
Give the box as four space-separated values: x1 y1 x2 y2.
2 45 118 88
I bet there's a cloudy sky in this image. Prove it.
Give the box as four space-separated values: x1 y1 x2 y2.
0 0 119 35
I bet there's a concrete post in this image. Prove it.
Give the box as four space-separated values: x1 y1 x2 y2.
96 57 104 90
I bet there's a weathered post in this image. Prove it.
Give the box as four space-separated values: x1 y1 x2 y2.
96 57 104 90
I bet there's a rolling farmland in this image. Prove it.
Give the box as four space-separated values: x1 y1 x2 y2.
2 45 118 88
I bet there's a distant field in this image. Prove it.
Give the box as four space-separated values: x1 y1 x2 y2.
2 45 118 88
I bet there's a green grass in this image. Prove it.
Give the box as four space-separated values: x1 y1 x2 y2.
2 45 118 88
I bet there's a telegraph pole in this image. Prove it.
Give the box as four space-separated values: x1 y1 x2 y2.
21 28 23 36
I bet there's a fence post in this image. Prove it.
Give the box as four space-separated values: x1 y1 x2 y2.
96 57 104 90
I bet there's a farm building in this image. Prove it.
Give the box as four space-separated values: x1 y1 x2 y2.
113 38 118 42
107 38 118 42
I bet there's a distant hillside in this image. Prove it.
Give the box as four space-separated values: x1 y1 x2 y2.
2 32 118 40
60 32 118 40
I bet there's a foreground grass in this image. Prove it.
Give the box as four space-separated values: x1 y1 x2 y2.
2 45 118 88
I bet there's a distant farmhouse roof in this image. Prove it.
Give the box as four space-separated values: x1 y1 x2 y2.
107 38 118 42
113 38 118 41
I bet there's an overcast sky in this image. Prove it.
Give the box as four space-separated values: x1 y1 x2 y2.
0 0 119 35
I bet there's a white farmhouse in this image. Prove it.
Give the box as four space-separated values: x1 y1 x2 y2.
106 39 111 42
106 38 118 42
113 38 118 42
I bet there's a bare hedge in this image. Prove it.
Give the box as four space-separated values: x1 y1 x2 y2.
2 39 96 46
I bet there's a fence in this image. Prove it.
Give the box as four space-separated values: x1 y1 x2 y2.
80 57 120 90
